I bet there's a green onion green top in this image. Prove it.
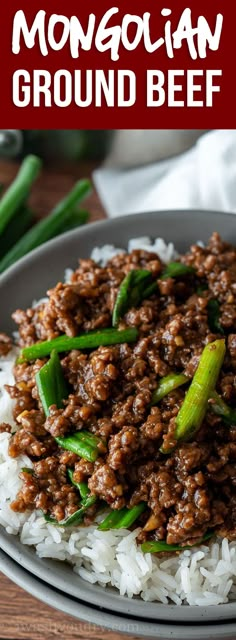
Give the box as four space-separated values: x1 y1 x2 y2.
0 178 91 273
207 299 224 335
151 373 189 406
0 155 42 235
160 262 196 279
56 430 103 463
0 205 33 257
67 469 91 502
19 327 138 361
98 502 146 531
112 269 157 326
35 350 68 417
210 390 236 425
141 532 213 553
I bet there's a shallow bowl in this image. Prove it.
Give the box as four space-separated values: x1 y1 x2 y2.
0 210 236 636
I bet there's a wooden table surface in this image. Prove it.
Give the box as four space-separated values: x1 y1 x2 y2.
0 158 140 640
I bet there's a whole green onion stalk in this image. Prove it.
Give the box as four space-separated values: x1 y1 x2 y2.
0 155 42 235
0 178 91 273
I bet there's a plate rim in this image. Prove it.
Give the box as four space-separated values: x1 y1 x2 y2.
0 548 236 639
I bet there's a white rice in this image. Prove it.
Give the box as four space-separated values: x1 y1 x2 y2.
90 236 179 267
0 236 236 606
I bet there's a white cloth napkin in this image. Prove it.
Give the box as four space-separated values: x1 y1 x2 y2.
93 130 236 217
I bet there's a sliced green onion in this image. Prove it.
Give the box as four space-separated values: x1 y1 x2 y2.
56 431 102 463
151 373 189 406
210 391 236 425
78 482 90 501
35 350 68 417
98 508 127 530
196 283 208 295
141 282 158 299
98 502 146 531
141 532 213 554
45 494 96 527
67 469 90 501
160 262 195 280
115 502 146 528
207 299 224 335
19 327 138 361
112 269 155 326
175 339 226 442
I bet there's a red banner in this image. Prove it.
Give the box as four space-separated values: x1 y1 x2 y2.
0 1 234 128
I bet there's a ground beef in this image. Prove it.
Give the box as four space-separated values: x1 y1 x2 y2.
108 425 139 472
2 233 236 545
88 463 125 509
0 423 12 434
0 333 12 356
